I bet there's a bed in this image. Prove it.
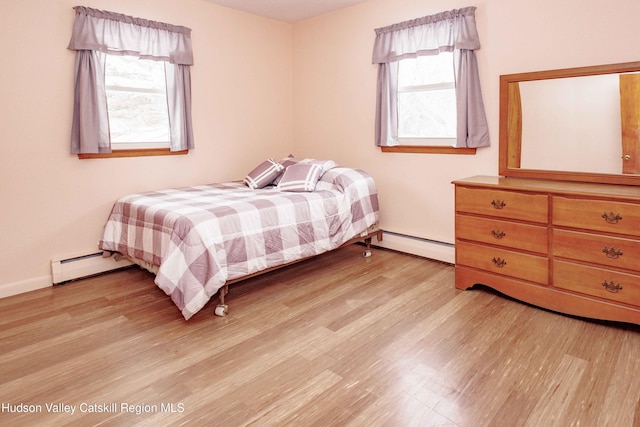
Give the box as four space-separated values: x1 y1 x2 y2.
98 158 380 320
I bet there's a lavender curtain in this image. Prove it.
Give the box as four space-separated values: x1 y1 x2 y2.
372 6 490 148
165 63 194 151
68 6 194 154
70 50 110 154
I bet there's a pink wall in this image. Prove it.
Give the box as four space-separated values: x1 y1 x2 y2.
2 0 640 295
291 0 640 256
0 0 293 294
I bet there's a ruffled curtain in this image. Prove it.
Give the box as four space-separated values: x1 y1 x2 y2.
68 6 194 154
372 6 490 148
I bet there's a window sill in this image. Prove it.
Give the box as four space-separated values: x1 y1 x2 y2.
380 146 476 154
78 148 188 159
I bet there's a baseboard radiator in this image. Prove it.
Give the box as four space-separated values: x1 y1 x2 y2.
373 230 455 264
51 251 133 284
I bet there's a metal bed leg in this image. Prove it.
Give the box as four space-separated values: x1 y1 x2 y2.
363 237 372 257
215 284 229 317
363 229 383 257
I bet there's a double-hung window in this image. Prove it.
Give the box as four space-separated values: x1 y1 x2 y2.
105 55 171 150
372 7 490 152
397 53 457 146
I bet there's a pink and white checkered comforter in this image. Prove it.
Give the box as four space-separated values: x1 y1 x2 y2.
99 167 379 319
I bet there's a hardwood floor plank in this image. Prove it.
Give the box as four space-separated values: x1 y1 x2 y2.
525 354 588 426
560 323 625 427
0 245 639 426
596 330 640 427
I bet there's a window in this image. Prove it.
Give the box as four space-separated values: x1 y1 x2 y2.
372 7 490 153
68 6 194 158
397 53 457 146
105 55 171 150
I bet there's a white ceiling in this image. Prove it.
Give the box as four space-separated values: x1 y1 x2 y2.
203 0 368 23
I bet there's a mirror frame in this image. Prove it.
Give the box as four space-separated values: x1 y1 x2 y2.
499 61 640 186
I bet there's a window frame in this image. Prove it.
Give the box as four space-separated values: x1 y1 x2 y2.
380 146 476 154
396 55 457 147
78 148 188 159
103 55 172 152
385 54 475 155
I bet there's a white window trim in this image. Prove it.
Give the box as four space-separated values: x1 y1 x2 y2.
397 81 455 93
398 137 457 147
104 56 171 150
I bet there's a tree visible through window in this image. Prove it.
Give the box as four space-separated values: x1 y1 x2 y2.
104 55 171 149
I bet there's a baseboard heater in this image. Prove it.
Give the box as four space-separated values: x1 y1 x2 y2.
51 251 133 284
373 230 455 264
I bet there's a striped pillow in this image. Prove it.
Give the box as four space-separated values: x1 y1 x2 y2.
273 156 338 185
277 163 324 192
272 156 300 185
243 159 284 189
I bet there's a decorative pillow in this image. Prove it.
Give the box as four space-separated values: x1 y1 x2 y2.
277 163 324 192
243 159 284 189
272 156 338 185
272 155 300 185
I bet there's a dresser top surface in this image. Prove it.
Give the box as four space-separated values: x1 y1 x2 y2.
453 176 640 199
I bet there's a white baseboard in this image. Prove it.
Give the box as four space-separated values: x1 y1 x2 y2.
373 231 455 264
0 276 52 299
51 252 133 284
1 251 133 299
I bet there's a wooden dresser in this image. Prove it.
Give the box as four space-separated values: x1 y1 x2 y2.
453 176 640 325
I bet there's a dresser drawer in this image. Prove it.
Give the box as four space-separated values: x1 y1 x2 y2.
553 229 640 271
553 197 640 237
456 241 548 285
554 260 640 306
456 187 548 223
456 214 548 254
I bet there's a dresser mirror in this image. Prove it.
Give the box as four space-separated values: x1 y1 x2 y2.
499 61 640 186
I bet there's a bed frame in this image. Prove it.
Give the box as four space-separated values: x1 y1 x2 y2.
214 228 383 316
126 228 383 317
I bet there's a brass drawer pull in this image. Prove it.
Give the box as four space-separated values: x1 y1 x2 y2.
491 200 506 209
491 229 506 239
602 246 623 259
601 212 623 224
491 257 507 268
601 280 623 293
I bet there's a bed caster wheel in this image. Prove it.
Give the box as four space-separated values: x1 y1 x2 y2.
363 250 372 257
214 304 228 317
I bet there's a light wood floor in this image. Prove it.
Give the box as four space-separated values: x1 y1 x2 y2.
1 244 639 426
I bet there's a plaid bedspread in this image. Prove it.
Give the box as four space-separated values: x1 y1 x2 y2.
99 167 379 319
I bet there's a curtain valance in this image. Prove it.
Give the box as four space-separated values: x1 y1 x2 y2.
68 6 194 65
372 6 480 64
